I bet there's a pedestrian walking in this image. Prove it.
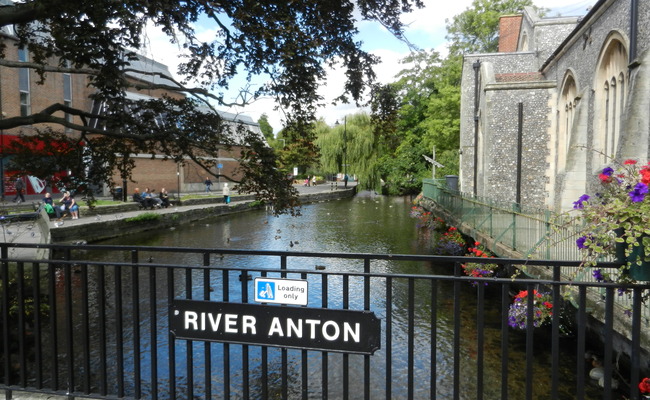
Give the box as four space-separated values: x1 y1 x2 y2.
204 177 213 192
223 183 231 204
13 176 25 203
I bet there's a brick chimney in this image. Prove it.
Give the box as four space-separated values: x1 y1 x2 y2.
498 15 523 52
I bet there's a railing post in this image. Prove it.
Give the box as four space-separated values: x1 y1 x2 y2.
1 243 9 387
203 252 212 399
511 204 519 250
545 210 551 260
131 250 141 398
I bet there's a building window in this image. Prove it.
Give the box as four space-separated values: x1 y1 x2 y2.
594 36 627 164
63 61 73 131
558 74 577 172
520 33 528 51
18 47 30 117
88 100 107 130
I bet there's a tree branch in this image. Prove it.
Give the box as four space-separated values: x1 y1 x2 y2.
0 2 45 27
0 104 162 140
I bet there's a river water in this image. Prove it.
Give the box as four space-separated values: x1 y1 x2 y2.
80 192 602 399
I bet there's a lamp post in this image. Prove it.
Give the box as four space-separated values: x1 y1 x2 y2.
343 116 347 185
177 164 181 199
334 117 348 186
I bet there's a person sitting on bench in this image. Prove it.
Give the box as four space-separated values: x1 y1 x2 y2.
133 188 154 209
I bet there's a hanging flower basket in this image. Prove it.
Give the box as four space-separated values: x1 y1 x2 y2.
507 290 553 330
624 236 650 281
461 242 499 284
614 229 650 281
572 159 650 282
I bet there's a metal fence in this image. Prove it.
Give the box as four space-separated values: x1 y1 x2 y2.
422 179 581 260
421 179 650 321
1 243 648 399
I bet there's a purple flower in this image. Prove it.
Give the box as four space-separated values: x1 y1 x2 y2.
576 236 588 249
602 167 614 176
573 194 590 209
592 269 604 282
629 182 649 202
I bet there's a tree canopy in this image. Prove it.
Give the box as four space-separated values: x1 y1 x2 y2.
257 114 274 143
368 0 537 195
0 0 423 214
446 0 535 56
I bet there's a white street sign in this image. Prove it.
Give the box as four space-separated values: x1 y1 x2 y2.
254 277 308 306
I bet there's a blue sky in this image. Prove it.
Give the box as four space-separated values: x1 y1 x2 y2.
142 0 597 133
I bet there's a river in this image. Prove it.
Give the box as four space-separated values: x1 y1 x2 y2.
77 192 601 399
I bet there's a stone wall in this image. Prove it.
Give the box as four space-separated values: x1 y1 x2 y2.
460 52 552 209
460 0 650 211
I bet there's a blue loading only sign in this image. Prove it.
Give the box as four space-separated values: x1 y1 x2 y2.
170 299 381 354
253 277 308 305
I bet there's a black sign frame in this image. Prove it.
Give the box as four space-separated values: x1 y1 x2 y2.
170 299 381 355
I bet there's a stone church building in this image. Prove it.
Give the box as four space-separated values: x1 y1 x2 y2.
459 0 650 212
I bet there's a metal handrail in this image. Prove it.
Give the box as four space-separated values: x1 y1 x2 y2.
421 178 649 321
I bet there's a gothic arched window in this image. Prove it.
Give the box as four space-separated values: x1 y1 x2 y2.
594 36 628 163
558 73 577 172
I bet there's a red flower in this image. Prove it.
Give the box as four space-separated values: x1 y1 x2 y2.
474 241 481 246
639 377 650 394
598 173 613 183
641 168 650 185
624 159 638 165
448 227 457 231
515 290 543 299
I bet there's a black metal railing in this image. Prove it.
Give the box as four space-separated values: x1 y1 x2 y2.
1 243 648 399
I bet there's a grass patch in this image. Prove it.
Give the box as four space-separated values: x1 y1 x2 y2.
124 212 161 223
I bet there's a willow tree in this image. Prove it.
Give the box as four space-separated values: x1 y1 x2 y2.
0 0 423 214
316 113 382 191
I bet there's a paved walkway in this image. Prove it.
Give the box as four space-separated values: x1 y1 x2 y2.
0 182 357 256
58 181 356 227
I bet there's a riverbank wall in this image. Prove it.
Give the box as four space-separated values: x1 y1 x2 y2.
50 187 357 244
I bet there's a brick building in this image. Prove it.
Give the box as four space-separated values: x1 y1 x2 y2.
460 0 650 212
0 24 262 200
